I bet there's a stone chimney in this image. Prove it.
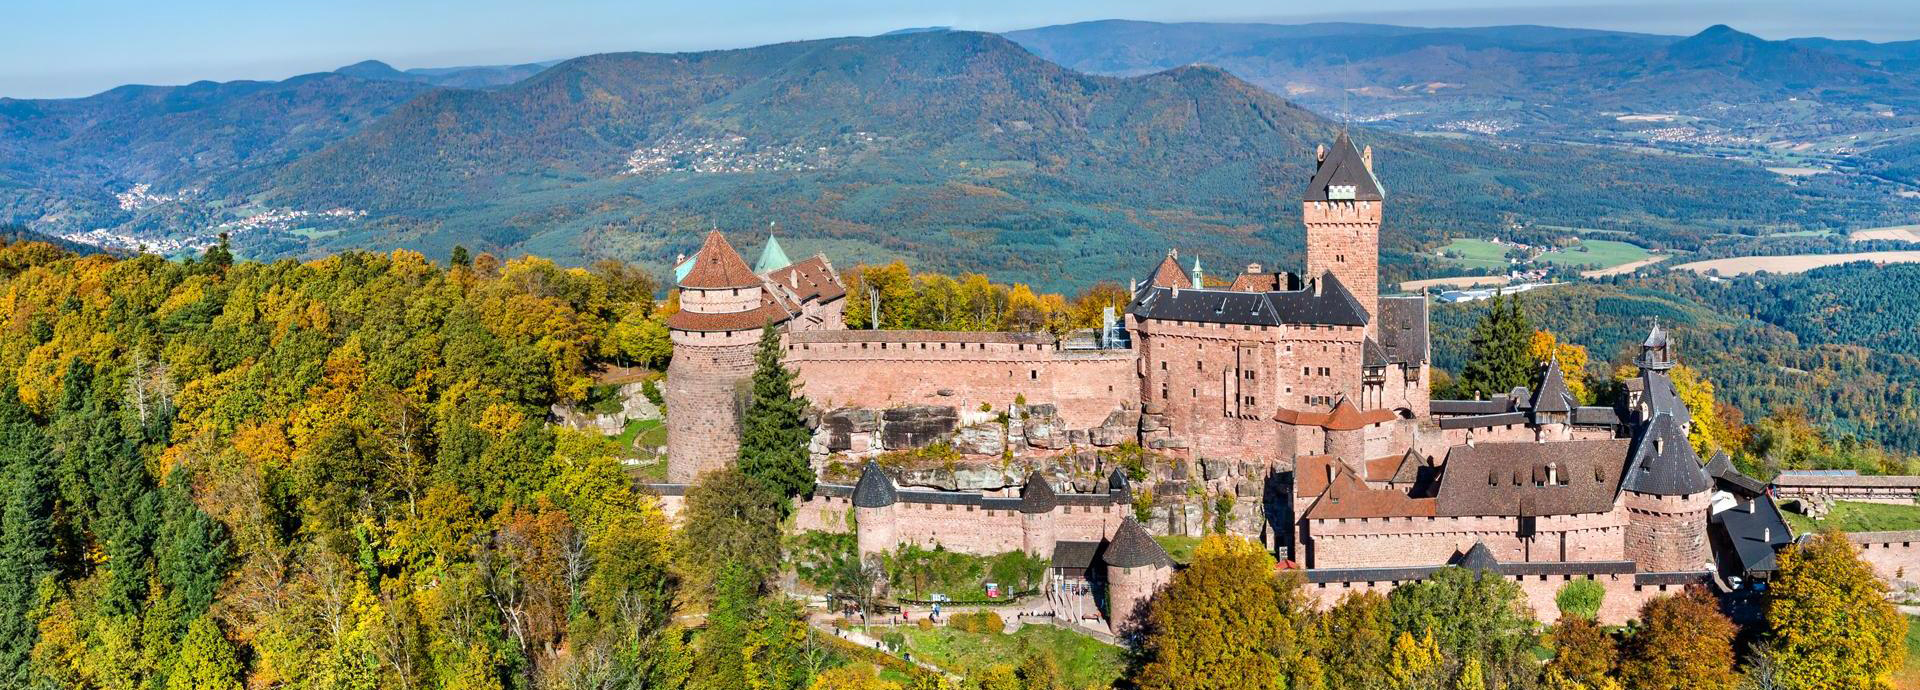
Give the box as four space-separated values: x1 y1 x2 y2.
1547 463 1558 485
1362 145 1374 172
1316 144 1327 163
1246 262 1262 274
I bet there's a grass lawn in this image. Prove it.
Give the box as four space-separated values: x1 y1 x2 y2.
1899 616 1920 690
1780 500 1920 534
900 624 1124 688
1435 239 1512 272
1538 239 1652 270
1153 535 1202 565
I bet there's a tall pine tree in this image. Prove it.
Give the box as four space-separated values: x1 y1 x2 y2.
0 385 51 685
737 326 814 505
1457 295 1535 400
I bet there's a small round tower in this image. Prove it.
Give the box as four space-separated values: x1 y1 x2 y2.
1102 517 1174 634
1018 471 1060 557
851 461 898 558
665 231 777 483
1622 412 1713 571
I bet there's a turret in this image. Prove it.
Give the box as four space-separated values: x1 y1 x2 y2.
1102 517 1173 634
1530 356 1575 440
1303 132 1384 337
1622 414 1713 572
1635 323 1675 373
851 460 899 557
1019 471 1059 557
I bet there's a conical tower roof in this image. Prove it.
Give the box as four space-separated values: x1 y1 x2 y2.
1019 471 1058 514
754 234 793 274
1102 517 1174 569
1531 356 1576 414
1456 541 1500 572
851 460 897 508
679 231 760 289
1623 413 1713 496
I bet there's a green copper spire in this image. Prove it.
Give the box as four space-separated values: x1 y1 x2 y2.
1191 256 1205 289
754 233 792 273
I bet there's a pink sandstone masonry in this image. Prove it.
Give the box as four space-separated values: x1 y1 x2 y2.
1624 490 1711 572
785 330 1136 429
664 335 757 482
1300 570 1688 626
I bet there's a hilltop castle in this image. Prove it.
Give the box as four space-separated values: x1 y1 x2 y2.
655 134 1785 631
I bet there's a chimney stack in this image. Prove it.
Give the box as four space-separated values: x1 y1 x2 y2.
1316 144 1327 163
1547 463 1558 485
1325 463 1335 487
1246 262 1263 274
1362 145 1374 172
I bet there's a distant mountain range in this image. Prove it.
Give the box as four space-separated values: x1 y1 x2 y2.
1 27 1915 288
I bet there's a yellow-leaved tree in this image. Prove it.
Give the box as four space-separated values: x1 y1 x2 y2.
1528 330 1590 403
1768 532 1905 689
1132 535 1307 690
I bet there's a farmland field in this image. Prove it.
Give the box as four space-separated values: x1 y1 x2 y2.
1434 238 1512 272
1675 251 1920 276
1852 225 1920 243
1538 239 1652 270
1400 275 1510 292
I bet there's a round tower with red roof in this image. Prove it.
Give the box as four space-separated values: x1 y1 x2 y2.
665 231 781 482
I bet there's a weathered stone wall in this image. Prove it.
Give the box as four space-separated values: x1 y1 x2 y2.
1108 564 1172 634
796 494 855 534
1776 484 1920 505
1624 491 1711 572
1305 509 1630 569
1848 532 1920 584
665 333 757 482
784 331 1136 429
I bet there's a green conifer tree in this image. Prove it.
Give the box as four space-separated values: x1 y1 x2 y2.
1457 295 1535 399
0 385 51 685
738 326 814 505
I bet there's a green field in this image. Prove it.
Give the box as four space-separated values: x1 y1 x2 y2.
1781 500 1920 534
1435 239 1514 272
1153 535 1202 565
1537 239 1654 269
900 624 1124 688
1902 616 1920 690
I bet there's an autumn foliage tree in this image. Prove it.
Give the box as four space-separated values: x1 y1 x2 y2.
1619 588 1737 690
1767 531 1906 689
1132 535 1307 690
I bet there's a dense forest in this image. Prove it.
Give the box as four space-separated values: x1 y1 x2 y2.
1431 271 1920 464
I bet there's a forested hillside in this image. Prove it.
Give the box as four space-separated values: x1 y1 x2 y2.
0 239 696 687
1431 274 1920 454
6 31 1912 291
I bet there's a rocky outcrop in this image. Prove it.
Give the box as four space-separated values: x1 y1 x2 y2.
551 382 661 435
807 400 1142 464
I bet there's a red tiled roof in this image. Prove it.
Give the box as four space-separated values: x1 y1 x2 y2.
1273 397 1397 431
1229 272 1286 292
680 231 760 289
1148 254 1189 288
1307 470 1437 520
664 301 793 332
1364 455 1404 482
764 255 846 304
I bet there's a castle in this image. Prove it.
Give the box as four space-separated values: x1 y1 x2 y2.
656 134 1788 631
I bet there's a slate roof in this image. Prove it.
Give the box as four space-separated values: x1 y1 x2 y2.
1363 338 1388 368
679 231 761 289
1531 358 1576 414
1051 541 1102 570
1101 517 1174 569
1709 494 1790 575
1129 272 1369 328
852 461 898 508
1572 406 1622 427
1621 413 1713 496
1706 451 1768 496
1019 471 1058 514
1377 297 1429 365
1435 412 1528 430
1390 448 1427 485
1430 397 1518 416
1107 468 1131 494
1434 439 1634 517
1455 542 1500 571
1303 132 1384 202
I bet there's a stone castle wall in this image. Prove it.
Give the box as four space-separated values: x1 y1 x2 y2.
1305 509 1630 569
784 330 1136 429
1847 531 1920 583
1624 491 1711 572
1108 564 1172 633
1132 315 1367 462
1301 570 1697 626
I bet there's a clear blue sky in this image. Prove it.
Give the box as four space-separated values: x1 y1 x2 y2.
7 0 1917 99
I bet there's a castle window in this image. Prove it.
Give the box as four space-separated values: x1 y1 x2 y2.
940 343 946 349
1245 371 1255 380
1197 361 1203 371
1191 389 1197 398
861 343 868 349
1030 370 1038 380
1303 367 1311 376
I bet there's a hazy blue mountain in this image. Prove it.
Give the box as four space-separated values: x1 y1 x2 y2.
332 58 559 89
2 30 1913 287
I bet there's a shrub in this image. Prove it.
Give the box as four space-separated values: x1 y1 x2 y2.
917 618 934 630
1556 579 1606 620
880 630 906 652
